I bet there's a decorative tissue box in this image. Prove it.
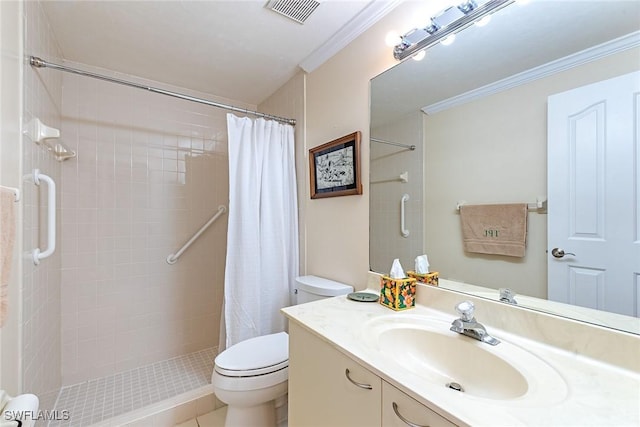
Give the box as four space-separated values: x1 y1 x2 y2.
407 271 439 287
380 276 417 311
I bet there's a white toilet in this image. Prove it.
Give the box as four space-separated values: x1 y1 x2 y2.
212 275 353 427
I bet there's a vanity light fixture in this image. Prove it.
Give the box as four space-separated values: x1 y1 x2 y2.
393 0 515 61
440 34 456 46
412 50 426 61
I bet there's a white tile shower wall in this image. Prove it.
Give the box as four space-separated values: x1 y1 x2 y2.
22 0 63 410
370 111 424 273
59 62 241 385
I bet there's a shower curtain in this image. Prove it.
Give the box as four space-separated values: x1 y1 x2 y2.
223 113 299 348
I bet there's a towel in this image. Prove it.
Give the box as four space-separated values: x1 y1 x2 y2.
459 203 527 257
0 189 16 327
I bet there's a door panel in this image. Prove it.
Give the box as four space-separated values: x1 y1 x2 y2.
548 71 640 317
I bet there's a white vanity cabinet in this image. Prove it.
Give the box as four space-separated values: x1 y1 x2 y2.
289 322 458 427
289 322 382 426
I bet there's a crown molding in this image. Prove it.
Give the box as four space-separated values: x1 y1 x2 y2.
299 0 403 73
422 31 640 115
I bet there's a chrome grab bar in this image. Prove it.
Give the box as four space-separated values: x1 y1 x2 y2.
32 169 56 265
166 205 227 264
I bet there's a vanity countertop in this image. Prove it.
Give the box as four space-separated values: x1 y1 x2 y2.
282 286 640 426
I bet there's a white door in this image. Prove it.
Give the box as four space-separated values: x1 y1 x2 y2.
548 71 640 317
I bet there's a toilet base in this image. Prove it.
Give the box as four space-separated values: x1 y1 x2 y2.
225 401 276 427
214 380 288 427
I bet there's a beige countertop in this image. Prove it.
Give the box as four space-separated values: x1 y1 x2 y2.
282 283 640 427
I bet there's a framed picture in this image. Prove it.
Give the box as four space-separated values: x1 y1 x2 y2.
309 131 362 199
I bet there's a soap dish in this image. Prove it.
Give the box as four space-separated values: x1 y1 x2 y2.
347 292 379 302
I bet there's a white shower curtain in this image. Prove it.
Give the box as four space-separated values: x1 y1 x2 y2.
223 113 299 348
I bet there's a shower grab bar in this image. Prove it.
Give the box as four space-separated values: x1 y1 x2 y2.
32 169 56 265
401 194 410 238
166 205 227 264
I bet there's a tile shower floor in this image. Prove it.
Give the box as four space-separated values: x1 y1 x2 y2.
48 348 215 427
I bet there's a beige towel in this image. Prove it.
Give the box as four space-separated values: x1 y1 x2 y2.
1 189 16 327
460 203 527 257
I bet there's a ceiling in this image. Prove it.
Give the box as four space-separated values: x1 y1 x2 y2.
40 0 400 106
371 0 640 126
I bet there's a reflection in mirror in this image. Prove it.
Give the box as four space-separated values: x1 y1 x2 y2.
370 0 640 334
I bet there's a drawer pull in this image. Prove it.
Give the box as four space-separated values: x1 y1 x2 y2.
344 369 372 390
392 402 430 427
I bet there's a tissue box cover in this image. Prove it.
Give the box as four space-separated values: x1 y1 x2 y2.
380 276 417 310
407 271 439 287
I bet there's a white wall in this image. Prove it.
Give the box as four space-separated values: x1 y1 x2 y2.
304 2 427 289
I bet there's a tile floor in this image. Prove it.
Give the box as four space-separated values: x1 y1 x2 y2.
175 407 227 427
49 348 215 427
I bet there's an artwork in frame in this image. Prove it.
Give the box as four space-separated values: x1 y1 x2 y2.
309 131 363 199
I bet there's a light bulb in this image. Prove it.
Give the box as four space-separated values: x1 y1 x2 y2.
441 34 456 46
412 50 426 61
385 31 401 47
475 15 491 27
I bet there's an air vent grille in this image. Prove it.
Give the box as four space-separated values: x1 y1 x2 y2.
266 0 320 24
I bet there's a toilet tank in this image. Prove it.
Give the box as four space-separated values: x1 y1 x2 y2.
295 275 353 304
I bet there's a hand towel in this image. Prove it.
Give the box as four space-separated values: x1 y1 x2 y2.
0 188 17 327
459 203 527 257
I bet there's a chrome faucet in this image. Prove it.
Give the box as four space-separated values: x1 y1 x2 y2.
450 301 500 346
499 288 517 305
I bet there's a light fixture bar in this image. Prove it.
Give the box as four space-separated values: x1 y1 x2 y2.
394 0 514 61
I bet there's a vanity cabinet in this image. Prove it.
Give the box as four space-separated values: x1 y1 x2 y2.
382 381 457 427
289 322 382 427
289 322 457 427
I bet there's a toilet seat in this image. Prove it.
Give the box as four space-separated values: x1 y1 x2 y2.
214 332 289 377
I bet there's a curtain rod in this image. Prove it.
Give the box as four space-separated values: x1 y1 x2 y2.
29 56 296 126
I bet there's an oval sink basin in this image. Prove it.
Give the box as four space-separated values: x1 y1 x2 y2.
380 327 527 399
362 314 567 403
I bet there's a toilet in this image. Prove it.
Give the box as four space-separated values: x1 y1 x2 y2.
212 275 353 427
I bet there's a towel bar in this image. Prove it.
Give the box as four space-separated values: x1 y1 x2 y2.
456 197 547 212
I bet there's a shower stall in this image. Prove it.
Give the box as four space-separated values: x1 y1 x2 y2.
0 1 298 425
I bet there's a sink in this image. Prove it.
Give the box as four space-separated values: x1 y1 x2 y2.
378 326 526 399
361 314 567 403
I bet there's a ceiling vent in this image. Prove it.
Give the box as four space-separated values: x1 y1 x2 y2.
266 0 320 24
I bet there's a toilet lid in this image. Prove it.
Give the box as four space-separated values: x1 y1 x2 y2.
215 332 289 377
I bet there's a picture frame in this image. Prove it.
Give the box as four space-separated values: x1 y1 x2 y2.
309 131 362 199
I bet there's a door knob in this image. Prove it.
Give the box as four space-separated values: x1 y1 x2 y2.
551 248 575 258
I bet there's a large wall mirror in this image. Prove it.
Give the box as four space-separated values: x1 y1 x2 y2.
370 0 640 334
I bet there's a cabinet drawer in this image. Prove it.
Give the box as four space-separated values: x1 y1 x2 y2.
382 381 457 427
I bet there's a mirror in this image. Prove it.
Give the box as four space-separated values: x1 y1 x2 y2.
370 0 640 334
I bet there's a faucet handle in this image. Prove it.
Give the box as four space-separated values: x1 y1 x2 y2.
455 300 475 321
499 288 517 304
